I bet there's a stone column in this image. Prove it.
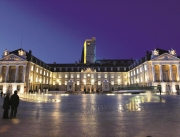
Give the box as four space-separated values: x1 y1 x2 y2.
169 65 173 82
177 65 180 82
22 65 26 83
15 65 18 82
5 65 9 82
159 65 163 82
152 65 155 82
0 65 2 81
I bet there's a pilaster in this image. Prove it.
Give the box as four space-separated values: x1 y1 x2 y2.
5 65 9 82
159 65 163 82
15 65 18 82
169 65 173 82
152 65 155 82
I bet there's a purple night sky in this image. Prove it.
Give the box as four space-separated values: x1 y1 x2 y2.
0 0 180 63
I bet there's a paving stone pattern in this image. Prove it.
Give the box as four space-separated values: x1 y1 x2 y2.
0 94 180 137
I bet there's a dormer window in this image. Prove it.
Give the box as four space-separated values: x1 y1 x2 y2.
54 68 56 71
124 67 126 71
66 68 68 71
111 67 113 71
105 67 107 71
117 67 120 71
98 67 100 71
72 67 73 71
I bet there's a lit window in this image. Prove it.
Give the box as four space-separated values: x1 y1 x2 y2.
137 69 139 74
137 76 139 83
40 70 42 74
118 79 120 85
144 65 147 70
65 74 68 78
31 75 33 81
36 76 38 82
59 74 61 78
125 80 127 85
53 74 56 78
131 78 133 84
39 77 42 83
91 74 94 78
131 72 133 76
53 80 55 85
134 77 136 83
104 74 107 78
44 71 46 75
65 80 67 85
84 74 86 78
87 74 90 77
71 74 74 78
145 73 147 81
77 74 80 78
140 67 142 72
47 72 48 76
118 74 120 78
111 74 114 78
140 75 142 82
36 68 38 73
50 73 52 77
31 66 33 71
111 80 114 85
47 79 48 84
59 81 61 85
54 68 56 71
43 78 45 83
124 74 127 78
91 79 94 85
83 80 86 85
134 71 135 75
77 80 80 85
124 67 126 71
98 80 101 85
98 74 101 78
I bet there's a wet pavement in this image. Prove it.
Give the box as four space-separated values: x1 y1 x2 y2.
1 93 180 137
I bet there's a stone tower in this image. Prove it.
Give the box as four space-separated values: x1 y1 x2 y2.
84 37 96 64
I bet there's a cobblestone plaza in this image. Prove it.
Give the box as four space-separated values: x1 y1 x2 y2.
1 93 180 137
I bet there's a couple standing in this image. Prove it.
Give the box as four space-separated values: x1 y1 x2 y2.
3 91 19 119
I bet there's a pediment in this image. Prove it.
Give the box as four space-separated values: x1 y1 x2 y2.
152 53 180 61
0 54 26 61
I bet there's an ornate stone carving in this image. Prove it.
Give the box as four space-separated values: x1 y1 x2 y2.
169 48 177 56
81 67 96 72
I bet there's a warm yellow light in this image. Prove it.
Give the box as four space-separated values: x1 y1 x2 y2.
107 94 115 95
84 41 87 64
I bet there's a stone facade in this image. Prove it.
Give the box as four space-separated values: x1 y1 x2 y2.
0 39 180 94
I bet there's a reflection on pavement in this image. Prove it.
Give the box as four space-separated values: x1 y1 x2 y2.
19 93 61 103
123 95 166 112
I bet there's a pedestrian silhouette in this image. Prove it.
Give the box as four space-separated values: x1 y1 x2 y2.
1 91 3 98
3 93 10 119
10 91 19 119
159 88 161 95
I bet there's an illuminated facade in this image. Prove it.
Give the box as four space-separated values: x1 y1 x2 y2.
0 38 180 94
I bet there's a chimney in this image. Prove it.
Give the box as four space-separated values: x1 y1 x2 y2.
54 62 56 64
29 50 32 56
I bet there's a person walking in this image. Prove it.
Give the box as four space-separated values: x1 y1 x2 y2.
1 91 3 98
159 88 161 95
2 93 10 119
10 91 19 119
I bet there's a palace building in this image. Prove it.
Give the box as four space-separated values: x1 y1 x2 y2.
0 37 180 94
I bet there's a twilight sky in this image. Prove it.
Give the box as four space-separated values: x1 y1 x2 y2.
0 0 180 63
